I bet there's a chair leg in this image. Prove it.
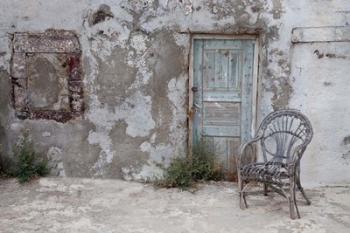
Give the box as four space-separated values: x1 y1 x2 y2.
264 183 268 196
289 179 300 219
296 172 311 205
287 196 294 219
243 192 248 208
239 178 248 209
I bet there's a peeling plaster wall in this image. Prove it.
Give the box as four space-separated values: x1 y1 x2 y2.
0 0 349 185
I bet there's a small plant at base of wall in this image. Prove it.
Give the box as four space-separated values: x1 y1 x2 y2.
10 130 49 183
155 141 224 190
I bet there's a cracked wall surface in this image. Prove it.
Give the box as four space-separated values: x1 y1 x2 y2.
0 0 350 185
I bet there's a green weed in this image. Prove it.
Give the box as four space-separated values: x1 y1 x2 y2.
156 141 224 189
12 130 48 183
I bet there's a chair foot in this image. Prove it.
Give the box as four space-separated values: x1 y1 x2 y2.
296 171 311 206
299 188 311 205
243 193 248 208
264 184 268 196
238 178 248 209
288 196 300 220
289 182 301 219
239 192 248 209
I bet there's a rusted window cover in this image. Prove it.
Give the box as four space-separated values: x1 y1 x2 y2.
11 30 84 123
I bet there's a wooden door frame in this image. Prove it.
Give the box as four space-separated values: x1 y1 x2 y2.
188 34 260 156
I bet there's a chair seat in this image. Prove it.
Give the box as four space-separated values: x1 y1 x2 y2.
241 162 290 185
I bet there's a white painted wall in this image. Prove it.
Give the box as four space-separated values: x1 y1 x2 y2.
290 41 350 186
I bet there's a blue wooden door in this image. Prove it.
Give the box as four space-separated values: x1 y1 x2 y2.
192 38 255 179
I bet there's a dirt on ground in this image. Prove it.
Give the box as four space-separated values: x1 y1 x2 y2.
0 178 349 233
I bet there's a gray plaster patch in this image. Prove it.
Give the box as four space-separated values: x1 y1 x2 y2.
264 49 292 110
27 54 69 110
87 91 155 177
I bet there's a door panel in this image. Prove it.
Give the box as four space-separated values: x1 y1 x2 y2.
192 38 255 180
203 102 241 137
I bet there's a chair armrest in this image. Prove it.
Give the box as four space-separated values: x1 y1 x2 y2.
237 136 262 170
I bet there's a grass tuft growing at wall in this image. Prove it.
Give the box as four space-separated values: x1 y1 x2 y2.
156 141 224 189
11 130 49 183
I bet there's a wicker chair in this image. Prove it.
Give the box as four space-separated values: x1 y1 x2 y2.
237 109 313 219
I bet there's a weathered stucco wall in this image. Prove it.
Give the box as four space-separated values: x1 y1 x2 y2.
0 0 349 186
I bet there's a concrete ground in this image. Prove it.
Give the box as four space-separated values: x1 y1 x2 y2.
0 178 349 233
